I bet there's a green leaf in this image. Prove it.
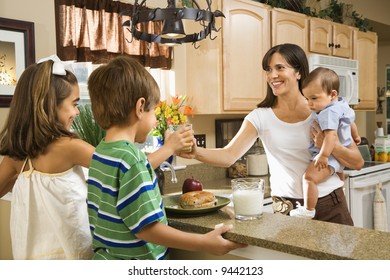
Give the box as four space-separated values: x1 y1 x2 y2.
71 104 106 147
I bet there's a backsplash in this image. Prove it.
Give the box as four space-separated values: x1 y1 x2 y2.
163 163 228 194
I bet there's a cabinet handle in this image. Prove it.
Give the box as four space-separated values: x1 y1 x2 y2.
328 43 334 47
335 44 341 48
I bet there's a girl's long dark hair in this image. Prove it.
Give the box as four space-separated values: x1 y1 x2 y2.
257 43 310 108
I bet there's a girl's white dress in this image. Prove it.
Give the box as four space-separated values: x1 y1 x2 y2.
10 159 92 259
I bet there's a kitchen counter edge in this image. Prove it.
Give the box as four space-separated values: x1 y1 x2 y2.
167 206 390 260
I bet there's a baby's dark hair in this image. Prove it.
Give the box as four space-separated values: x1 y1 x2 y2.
88 56 160 130
0 60 78 160
302 67 340 95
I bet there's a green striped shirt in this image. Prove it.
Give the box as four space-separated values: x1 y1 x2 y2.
87 140 168 260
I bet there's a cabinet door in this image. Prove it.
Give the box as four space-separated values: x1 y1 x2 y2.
222 0 270 111
352 30 378 111
271 8 308 52
332 23 353 58
309 18 332 55
309 18 353 58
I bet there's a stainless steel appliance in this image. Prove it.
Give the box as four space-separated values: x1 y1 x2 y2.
344 161 390 231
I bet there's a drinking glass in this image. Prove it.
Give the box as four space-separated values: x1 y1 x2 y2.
232 178 264 220
166 123 193 152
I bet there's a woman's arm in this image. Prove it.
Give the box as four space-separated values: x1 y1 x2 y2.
311 121 364 170
181 120 259 167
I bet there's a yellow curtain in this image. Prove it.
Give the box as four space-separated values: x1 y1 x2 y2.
54 0 172 69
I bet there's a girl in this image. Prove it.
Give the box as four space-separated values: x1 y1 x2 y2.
0 55 94 259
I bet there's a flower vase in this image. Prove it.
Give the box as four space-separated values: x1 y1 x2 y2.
156 136 174 165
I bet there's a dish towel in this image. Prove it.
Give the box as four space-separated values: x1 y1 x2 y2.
373 182 388 232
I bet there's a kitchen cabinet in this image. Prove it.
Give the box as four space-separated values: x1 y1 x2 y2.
309 17 353 58
271 8 308 52
180 34 223 114
221 0 270 111
352 30 378 111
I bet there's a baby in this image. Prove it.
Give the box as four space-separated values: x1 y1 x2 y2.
290 67 360 219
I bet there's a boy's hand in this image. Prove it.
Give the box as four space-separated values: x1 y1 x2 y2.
203 224 247 255
164 126 194 154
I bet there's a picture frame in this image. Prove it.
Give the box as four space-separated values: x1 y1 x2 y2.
0 17 35 107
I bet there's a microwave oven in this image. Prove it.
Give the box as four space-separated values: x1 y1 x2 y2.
307 54 359 105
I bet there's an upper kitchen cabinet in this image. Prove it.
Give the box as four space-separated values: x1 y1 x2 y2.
352 30 378 111
309 17 353 58
222 0 270 111
271 8 308 52
180 32 223 114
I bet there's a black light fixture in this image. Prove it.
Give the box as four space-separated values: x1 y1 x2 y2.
122 0 225 47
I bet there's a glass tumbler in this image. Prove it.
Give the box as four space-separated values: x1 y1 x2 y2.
166 123 193 152
232 178 265 220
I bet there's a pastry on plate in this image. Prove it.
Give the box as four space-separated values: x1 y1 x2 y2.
179 191 218 209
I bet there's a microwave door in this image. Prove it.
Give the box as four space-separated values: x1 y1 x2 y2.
346 70 358 105
338 70 358 105
338 75 349 101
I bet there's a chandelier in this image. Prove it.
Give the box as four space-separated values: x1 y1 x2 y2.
122 0 225 47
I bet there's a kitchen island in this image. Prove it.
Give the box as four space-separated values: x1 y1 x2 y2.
167 202 390 260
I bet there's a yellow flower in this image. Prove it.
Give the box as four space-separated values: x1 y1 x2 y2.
152 95 193 139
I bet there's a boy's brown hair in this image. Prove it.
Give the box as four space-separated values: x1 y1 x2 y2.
88 56 160 130
302 66 340 95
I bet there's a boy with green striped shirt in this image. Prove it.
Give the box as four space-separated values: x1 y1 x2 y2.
87 56 245 260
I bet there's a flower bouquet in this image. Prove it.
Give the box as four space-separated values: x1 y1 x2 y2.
152 95 193 140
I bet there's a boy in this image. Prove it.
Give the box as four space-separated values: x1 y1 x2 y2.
290 67 361 219
87 56 245 259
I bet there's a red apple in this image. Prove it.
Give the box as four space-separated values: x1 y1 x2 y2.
182 177 203 193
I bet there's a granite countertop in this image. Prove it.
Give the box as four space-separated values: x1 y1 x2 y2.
163 163 390 259
167 205 390 260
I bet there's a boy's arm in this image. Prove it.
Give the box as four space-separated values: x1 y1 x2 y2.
147 127 194 169
136 221 246 256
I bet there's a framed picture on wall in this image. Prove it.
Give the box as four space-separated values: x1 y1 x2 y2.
0 17 35 107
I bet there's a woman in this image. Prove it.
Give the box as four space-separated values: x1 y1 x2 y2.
182 44 363 225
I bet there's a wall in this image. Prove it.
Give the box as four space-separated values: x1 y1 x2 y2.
0 0 57 133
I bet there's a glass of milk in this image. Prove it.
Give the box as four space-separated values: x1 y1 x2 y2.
232 178 264 220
